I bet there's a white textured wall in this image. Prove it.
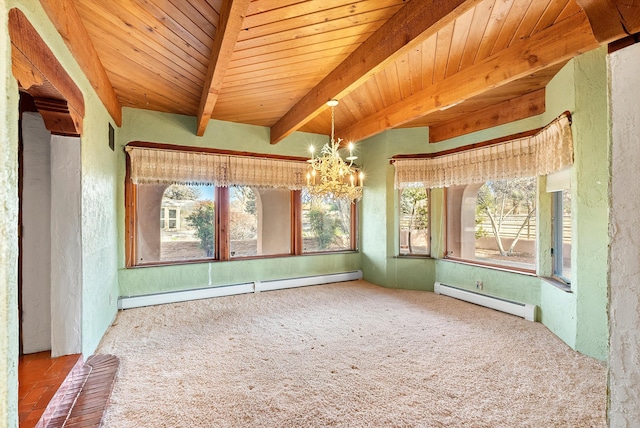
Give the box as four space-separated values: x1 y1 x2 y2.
609 41 640 426
50 135 82 357
20 113 51 354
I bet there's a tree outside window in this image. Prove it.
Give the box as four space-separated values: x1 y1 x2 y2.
302 190 352 252
399 187 429 255
474 177 537 268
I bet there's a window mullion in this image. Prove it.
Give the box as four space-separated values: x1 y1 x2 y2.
292 190 302 255
350 201 357 251
217 186 230 261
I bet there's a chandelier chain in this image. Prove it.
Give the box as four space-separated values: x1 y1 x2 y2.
331 102 335 144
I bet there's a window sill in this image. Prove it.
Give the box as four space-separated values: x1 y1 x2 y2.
394 254 434 260
301 250 359 256
128 250 359 268
442 257 537 276
542 276 572 293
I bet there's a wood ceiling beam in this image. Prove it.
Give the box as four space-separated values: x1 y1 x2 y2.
575 0 640 43
9 8 84 136
196 0 252 137
429 89 546 143
340 11 599 143
39 0 122 126
269 0 484 145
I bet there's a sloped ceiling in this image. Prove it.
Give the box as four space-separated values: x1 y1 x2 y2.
40 0 637 144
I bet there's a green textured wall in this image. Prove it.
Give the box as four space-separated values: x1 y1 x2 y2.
360 127 436 290
536 60 579 350
120 253 361 296
360 132 391 286
1 1 19 425
5 0 120 376
79 102 120 356
435 261 541 305
571 47 609 360
537 175 577 348
116 108 361 296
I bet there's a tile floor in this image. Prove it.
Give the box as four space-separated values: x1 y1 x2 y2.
18 352 119 428
18 352 81 427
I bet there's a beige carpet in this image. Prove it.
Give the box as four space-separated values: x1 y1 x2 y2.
97 280 606 427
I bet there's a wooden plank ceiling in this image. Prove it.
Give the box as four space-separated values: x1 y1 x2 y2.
65 0 622 144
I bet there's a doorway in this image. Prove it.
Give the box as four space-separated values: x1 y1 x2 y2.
10 7 85 359
18 93 83 358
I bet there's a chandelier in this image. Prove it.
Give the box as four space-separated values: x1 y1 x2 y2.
306 99 364 201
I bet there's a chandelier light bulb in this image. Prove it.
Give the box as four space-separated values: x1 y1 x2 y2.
346 142 357 162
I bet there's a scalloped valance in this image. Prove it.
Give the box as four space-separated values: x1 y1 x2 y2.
394 114 573 189
125 146 308 189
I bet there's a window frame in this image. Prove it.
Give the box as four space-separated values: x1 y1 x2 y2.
228 186 293 260
552 189 571 285
299 193 358 255
398 186 431 257
124 142 358 268
444 177 539 275
394 117 573 277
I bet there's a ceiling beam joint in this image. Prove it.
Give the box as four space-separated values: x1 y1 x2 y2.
576 0 640 43
269 0 484 144
340 11 599 143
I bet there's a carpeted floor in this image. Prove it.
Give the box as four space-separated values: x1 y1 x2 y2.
97 280 606 427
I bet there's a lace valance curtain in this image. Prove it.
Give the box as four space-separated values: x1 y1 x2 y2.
126 146 309 189
394 114 573 189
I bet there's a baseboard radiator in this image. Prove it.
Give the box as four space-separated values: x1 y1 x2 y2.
118 270 363 310
434 282 536 322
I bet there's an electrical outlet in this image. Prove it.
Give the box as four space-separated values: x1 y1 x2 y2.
476 280 483 290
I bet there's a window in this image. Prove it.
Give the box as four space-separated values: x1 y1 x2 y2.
474 177 537 269
229 186 291 258
301 189 354 253
446 177 537 271
547 167 571 283
394 115 573 274
136 184 215 264
399 186 430 256
553 190 572 282
125 143 358 267
167 209 178 229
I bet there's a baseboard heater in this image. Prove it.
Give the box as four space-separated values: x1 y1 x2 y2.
434 282 536 322
118 270 363 310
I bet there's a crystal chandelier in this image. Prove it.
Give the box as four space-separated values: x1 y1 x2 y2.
306 100 364 201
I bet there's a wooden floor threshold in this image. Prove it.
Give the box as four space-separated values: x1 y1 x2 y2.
38 355 119 428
